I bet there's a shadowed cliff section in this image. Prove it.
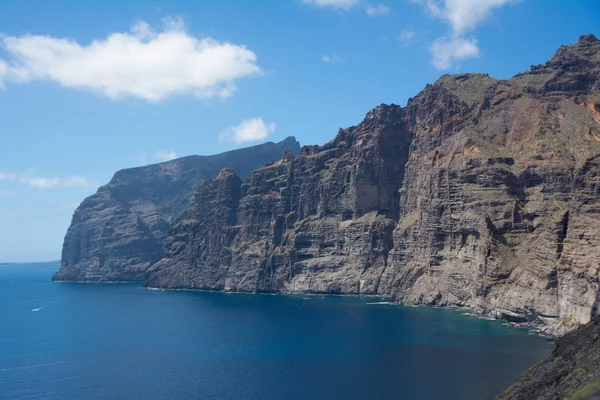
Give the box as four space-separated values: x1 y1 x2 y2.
146 35 600 336
146 104 412 293
53 137 300 282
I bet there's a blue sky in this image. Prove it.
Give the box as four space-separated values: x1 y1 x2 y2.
0 0 599 262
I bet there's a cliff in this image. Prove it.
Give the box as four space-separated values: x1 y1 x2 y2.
145 35 600 336
53 137 301 282
497 315 600 399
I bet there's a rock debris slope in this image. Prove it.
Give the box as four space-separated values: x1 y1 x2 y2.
146 35 600 336
53 137 300 282
497 315 600 400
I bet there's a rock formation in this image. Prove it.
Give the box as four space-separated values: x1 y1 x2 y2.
53 137 300 282
497 315 600 399
145 35 600 335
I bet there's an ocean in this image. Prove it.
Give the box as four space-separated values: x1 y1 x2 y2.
0 262 552 400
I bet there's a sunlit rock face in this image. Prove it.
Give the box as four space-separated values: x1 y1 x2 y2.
67 35 599 337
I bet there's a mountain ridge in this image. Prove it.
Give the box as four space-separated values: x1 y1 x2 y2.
145 34 600 336
53 136 301 282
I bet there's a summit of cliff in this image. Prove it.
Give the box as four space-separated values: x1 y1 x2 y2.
145 35 600 337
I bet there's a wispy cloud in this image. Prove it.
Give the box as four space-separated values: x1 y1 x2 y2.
422 0 515 36
131 149 147 166
365 3 390 16
0 17 261 101
399 29 416 45
430 36 479 70
0 171 94 189
321 54 343 64
154 150 177 161
412 0 515 70
219 117 276 144
302 0 390 15
0 190 18 197
0 60 7 89
301 0 360 11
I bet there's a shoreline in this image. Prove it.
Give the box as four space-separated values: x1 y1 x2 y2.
143 284 554 339
52 278 556 339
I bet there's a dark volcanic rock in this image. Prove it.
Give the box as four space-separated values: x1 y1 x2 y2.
53 137 300 282
146 35 600 336
146 104 412 293
497 315 600 400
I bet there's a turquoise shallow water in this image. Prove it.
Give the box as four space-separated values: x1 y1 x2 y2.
0 262 552 400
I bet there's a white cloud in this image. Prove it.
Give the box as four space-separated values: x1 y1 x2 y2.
155 149 177 161
412 0 514 70
0 171 94 189
303 0 391 15
399 29 415 44
0 60 7 89
0 172 17 181
219 117 276 144
430 36 479 70
321 54 343 64
365 3 390 16
0 190 17 197
0 17 261 101
301 0 361 10
423 0 514 36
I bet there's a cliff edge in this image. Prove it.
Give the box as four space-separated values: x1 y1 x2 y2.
53 137 300 282
146 35 600 336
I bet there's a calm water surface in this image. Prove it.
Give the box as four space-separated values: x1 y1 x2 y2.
0 262 552 400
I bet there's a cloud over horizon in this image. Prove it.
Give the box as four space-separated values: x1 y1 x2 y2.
154 150 177 162
0 17 261 101
219 117 276 144
0 171 94 189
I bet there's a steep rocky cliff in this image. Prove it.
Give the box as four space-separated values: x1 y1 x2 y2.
146 105 411 292
497 315 600 400
54 137 300 282
146 35 600 335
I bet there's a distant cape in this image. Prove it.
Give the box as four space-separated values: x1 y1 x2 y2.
53 137 300 282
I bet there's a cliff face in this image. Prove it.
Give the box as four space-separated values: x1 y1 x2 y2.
390 35 600 335
147 35 600 335
53 137 300 282
145 105 411 293
497 315 600 400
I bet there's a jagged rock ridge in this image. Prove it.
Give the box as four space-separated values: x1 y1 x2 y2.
53 137 301 282
146 35 600 336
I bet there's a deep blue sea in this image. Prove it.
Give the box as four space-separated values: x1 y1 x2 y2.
0 262 552 400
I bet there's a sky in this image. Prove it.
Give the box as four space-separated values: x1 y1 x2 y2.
0 0 599 262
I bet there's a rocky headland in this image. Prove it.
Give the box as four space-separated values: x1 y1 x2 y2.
144 35 600 336
53 137 300 282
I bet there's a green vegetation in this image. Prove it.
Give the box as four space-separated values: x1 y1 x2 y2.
571 380 600 400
